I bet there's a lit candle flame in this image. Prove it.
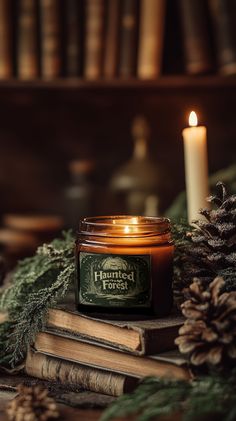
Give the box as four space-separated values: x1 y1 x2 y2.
124 226 130 234
189 111 198 127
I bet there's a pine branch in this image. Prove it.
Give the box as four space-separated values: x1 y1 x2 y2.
0 321 14 367
8 263 75 365
0 230 76 367
0 231 74 313
101 370 236 421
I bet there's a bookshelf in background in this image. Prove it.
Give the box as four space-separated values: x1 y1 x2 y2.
0 0 236 81
17 0 38 79
0 0 12 79
64 0 83 77
179 0 213 75
0 0 235 217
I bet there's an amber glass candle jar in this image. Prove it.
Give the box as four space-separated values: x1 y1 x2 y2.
76 216 174 317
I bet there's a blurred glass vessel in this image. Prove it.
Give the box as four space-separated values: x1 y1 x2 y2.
110 116 160 215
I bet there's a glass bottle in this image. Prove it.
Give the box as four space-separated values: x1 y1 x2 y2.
110 116 160 215
63 160 94 229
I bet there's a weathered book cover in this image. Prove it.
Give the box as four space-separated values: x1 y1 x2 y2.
137 0 166 79
119 0 138 77
47 306 184 356
179 0 212 74
84 0 104 79
0 0 12 79
34 331 191 381
25 349 138 396
39 0 61 78
208 0 236 75
64 0 83 77
103 0 120 78
17 0 38 79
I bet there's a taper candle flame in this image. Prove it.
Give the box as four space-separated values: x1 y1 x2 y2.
189 111 198 127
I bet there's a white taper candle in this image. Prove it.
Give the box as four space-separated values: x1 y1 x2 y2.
182 111 210 223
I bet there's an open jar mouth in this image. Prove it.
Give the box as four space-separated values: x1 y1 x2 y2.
79 215 171 238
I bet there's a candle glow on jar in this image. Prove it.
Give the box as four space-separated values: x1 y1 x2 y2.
75 216 174 317
182 111 210 223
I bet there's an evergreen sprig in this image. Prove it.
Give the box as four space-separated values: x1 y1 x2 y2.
101 370 236 421
0 230 75 367
0 321 14 366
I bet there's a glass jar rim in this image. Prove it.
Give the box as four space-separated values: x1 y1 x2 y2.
79 215 171 238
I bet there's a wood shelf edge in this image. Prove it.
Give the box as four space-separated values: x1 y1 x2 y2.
0 76 235 90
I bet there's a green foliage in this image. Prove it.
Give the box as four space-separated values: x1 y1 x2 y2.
0 230 75 367
101 370 236 421
0 321 14 366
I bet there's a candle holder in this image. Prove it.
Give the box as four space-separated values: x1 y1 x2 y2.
75 216 174 318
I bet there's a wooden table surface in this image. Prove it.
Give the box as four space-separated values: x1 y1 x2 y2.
0 374 181 421
0 402 179 421
0 394 179 421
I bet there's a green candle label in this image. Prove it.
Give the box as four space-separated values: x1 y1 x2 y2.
78 252 151 307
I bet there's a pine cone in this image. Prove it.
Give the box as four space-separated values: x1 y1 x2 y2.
6 384 59 421
175 277 236 367
184 182 236 290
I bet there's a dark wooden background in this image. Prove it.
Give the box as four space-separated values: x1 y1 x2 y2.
0 78 235 217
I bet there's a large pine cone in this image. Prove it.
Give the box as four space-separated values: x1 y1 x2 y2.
175 277 236 367
184 182 236 290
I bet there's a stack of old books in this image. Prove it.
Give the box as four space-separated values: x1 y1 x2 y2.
26 306 190 397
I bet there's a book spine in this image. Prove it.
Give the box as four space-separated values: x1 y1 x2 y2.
40 0 61 78
17 0 38 79
103 0 120 78
179 0 212 74
65 0 83 77
137 0 166 79
0 0 12 78
119 0 138 77
208 0 236 75
25 350 138 396
84 0 104 79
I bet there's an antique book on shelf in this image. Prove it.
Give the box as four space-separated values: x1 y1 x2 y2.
64 0 83 77
84 0 104 79
208 0 236 75
47 307 183 356
119 0 138 77
34 331 190 380
39 0 61 78
25 349 138 397
179 0 212 75
103 0 120 78
17 0 38 79
0 0 12 79
137 0 166 79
